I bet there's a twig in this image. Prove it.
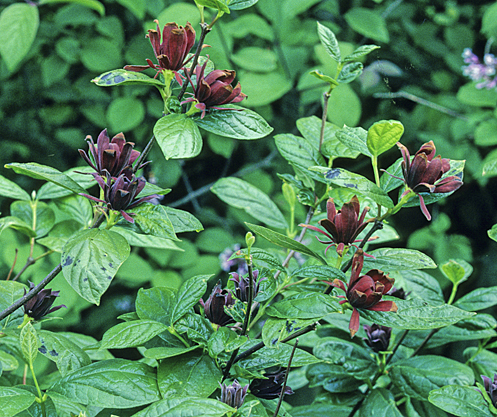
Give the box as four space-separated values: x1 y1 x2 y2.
6 249 18 281
133 135 155 175
273 339 298 417
410 328 440 357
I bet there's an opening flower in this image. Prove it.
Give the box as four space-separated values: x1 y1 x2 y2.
363 324 392 353
79 129 142 178
397 140 463 221
478 374 497 408
200 282 236 327
300 195 370 256
219 380 249 409
182 60 247 118
229 270 266 303
24 282 66 321
124 20 196 83
329 249 397 338
249 370 294 400
81 171 156 223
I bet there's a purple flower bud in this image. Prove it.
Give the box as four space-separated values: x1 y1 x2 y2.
229 270 266 302
23 282 66 321
478 374 497 408
363 324 392 353
249 370 294 400
219 380 248 409
200 282 236 327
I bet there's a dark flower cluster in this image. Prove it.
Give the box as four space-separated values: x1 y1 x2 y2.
249 370 294 400
363 324 392 353
79 129 155 223
24 282 65 321
200 282 236 327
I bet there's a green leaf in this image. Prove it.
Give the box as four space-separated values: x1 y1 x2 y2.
100 320 169 349
157 351 222 398
336 126 371 157
144 345 200 360
343 45 381 63
313 337 377 379
306 362 362 393
154 114 202 160
107 96 146 132
344 8 389 43
231 47 277 72
380 158 404 193
316 21 340 62
391 355 474 401
0 386 36 417
39 0 105 16
489 224 497 242
11 200 55 238
454 287 497 311
0 175 30 200
310 69 339 87
212 177 288 229
48 359 161 408
112 227 182 250
266 292 340 320
0 216 36 239
440 259 473 285
192 105 273 139
262 317 317 347
54 194 93 227
136 287 176 326
275 133 327 171
0 3 39 73
457 82 497 107
92 69 166 87
0 350 18 371
194 0 230 13
229 0 259 10
482 2 497 39
360 298 475 330
37 166 97 200
363 247 437 270
132 397 234 417
61 229 130 305
240 71 292 107
337 62 363 84
132 203 178 241
172 275 209 324
163 207 204 233
47 392 88 417
5 163 86 195
0 281 27 328
429 385 493 417
208 326 247 358
229 248 284 271
397 269 445 306
291 265 347 282
321 168 394 208
360 389 403 417
367 120 404 157
116 0 145 19
246 223 327 264
38 330 91 376
466 347 497 377
20 321 38 365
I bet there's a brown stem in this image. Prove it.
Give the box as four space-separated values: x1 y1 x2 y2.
0 214 106 322
6 249 18 281
177 23 211 102
273 339 299 417
319 92 331 153
410 328 440 357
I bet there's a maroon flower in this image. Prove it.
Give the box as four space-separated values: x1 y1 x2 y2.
182 60 247 118
124 20 196 83
363 324 392 353
219 380 249 409
200 282 236 327
300 196 370 256
479 374 497 408
330 249 397 337
229 270 266 303
397 141 463 221
81 172 156 223
79 129 141 178
24 282 66 321
249 370 294 400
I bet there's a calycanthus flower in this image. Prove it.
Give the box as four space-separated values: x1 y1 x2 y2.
478 374 497 408
363 324 392 353
300 195 370 256
229 269 266 302
249 370 294 400
79 129 142 178
24 282 66 321
219 380 249 409
200 282 236 327
329 249 397 338
397 140 463 221
124 20 196 83
182 60 247 118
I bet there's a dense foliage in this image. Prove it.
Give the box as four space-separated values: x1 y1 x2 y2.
1 0 497 416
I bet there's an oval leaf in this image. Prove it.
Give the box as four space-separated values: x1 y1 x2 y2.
429 385 493 417
92 69 166 87
0 386 36 417
154 114 202 160
132 397 234 417
100 320 169 349
367 120 404 157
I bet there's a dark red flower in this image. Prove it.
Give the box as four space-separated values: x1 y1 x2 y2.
24 282 66 321
397 140 463 221
229 270 266 303
124 20 196 82
81 172 156 223
300 195 370 256
249 370 294 400
200 282 236 327
363 324 392 353
330 249 397 337
182 60 247 118
79 129 141 178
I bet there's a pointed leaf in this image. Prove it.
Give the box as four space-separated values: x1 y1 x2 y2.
291 265 347 282
363 247 437 270
360 389 403 417
266 292 340 319
367 120 404 157
61 229 130 305
0 387 36 417
429 385 493 417
131 203 178 241
337 62 363 84
0 175 30 200
154 114 202 160
316 21 340 62
172 275 210 324
39 0 105 15
20 321 38 365
440 259 473 286
343 44 381 62
212 177 288 229
454 287 497 311
135 287 176 326
336 126 371 157
100 320 169 349
164 207 203 233
92 69 166 87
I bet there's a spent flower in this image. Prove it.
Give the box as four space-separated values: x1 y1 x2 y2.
363 324 392 353
24 282 66 321
200 282 236 327
300 195 370 256
249 370 294 400
397 140 463 221
219 380 248 409
182 60 247 118
124 20 196 83
330 249 397 338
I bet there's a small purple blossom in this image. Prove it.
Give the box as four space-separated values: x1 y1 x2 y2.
478 374 497 408
219 380 248 409
200 282 236 327
462 48 497 90
363 324 392 353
